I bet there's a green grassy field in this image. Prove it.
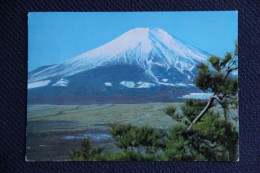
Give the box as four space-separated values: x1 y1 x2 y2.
26 103 238 161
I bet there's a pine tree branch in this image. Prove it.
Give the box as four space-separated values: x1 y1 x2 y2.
184 117 191 125
188 95 216 130
189 42 238 130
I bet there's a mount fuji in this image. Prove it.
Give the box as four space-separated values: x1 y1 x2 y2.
28 28 211 104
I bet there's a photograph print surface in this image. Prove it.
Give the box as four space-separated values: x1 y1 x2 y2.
27 12 238 161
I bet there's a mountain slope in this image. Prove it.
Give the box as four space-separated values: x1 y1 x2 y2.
28 27 210 103
29 28 209 83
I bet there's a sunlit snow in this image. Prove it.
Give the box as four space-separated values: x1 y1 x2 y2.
28 80 51 89
104 82 112 86
179 93 213 99
52 78 69 87
176 83 187 87
158 82 176 87
120 81 135 88
162 79 168 82
28 27 210 83
120 81 156 88
136 81 156 88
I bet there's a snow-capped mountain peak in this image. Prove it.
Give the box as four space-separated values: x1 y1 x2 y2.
28 27 210 84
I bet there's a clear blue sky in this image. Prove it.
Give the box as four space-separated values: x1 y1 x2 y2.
28 11 237 71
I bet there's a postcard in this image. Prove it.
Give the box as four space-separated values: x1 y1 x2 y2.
26 11 238 161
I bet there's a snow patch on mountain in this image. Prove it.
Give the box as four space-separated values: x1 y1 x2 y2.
52 78 69 87
120 81 135 88
120 81 156 88
158 82 176 87
136 81 156 88
28 80 51 89
162 79 168 82
104 82 112 86
176 83 187 87
179 92 213 99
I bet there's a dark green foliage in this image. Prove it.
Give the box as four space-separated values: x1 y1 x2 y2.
196 64 238 95
220 52 232 68
209 56 221 72
163 112 238 161
181 99 211 121
196 63 211 92
111 124 166 153
69 138 102 161
209 74 238 96
192 113 238 161
194 42 238 121
163 42 238 161
164 106 176 118
70 125 167 161
195 42 238 97
163 123 215 161
163 121 216 161
163 125 196 161
70 114 238 161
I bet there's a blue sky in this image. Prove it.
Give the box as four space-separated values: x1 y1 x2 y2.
28 11 237 71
